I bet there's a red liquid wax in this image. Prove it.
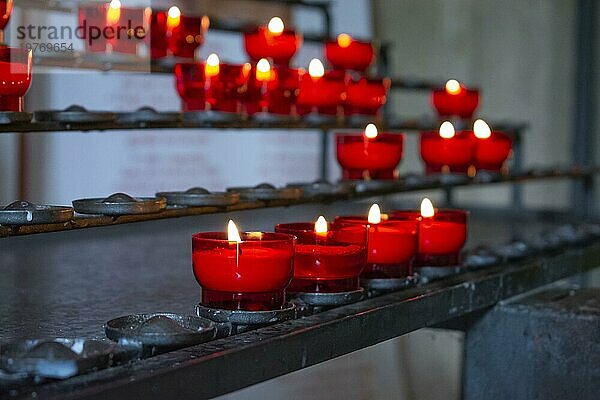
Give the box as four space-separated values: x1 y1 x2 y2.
244 27 302 66
472 131 513 171
420 131 475 174
336 133 404 180
325 39 374 72
246 67 301 116
296 70 346 115
0 48 32 112
431 87 479 119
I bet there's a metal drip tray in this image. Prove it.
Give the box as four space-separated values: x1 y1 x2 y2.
291 288 364 307
416 266 465 283
402 173 441 188
287 180 356 197
34 105 116 124
196 303 296 326
0 201 73 225
73 193 167 215
462 247 501 269
183 110 243 124
490 240 531 261
227 183 303 201
0 339 138 380
116 107 182 124
0 112 32 124
105 313 217 349
360 275 419 292
156 188 240 207
354 179 402 193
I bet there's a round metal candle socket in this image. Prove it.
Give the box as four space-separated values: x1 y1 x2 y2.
360 275 419 291
291 288 364 307
116 107 182 124
0 201 74 225
228 183 303 201
156 188 240 207
72 193 167 215
195 303 296 325
403 173 441 189
251 112 292 124
287 180 355 197
34 105 116 123
439 173 471 185
462 247 500 269
0 112 32 124
415 266 464 282
354 179 402 193
105 313 217 348
0 338 138 379
490 241 530 261
183 110 242 124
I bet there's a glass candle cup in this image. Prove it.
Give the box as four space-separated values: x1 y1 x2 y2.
420 131 475 174
274 222 367 293
325 38 375 72
244 26 302 66
431 87 479 119
472 131 513 172
392 210 468 267
192 232 295 311
296 69 346 116
334 215 419 279
336 132 404 180
0 0 14 32
0 47 32 112
168 14 208 58
344 76 390 116
175 62 250 113
246 66 301 116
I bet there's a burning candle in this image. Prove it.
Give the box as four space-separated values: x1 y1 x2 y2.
192 220 295 311
275 216 367 293
420 121 475 174
431 79 480 119
334 204 420 279
175 54 251 112
244 17 302 66
344 76 391 116
471 119 513 172
392 199 468 267
246 58 284 115
0 48 32 112
296 58 346 116
336 124 404 180
325 33 375 72
168 8 209 59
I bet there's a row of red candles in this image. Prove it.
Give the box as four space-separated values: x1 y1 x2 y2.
193 199 467 311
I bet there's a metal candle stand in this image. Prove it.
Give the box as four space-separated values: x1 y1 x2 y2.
72 193 167 215
157 187 240 207
195 303 297 333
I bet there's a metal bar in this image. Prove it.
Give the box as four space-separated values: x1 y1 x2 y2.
510 126 524 211
319 129 330 180
0 167 598 239
572 0 597 217
13 242 600 400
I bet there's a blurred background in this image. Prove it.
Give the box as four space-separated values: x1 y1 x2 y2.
0 1 597 398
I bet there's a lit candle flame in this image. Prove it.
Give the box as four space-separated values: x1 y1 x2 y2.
204 53 220 77
268 17 284 35
439 121 456 139
337 33 352 48
308 58 325 79
315 216 328 235
167 6 181 31
368 204 381 224
106 0 121 26
227 220 242 243
256 58 272 81
445 79 462 95
473 119 492 139
364 123 379 139
420 198 435 218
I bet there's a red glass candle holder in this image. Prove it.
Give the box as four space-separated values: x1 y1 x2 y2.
392 210 468 267
0 48 32 112
431 87 479 119
244 26 302 66
274 223 367 293
192 232 295 311
325 37 375 72
149 10 169 59
334 215 419 279
168 15 207 58
246 66 300 116
472 131 513 172
336 132 404 180
296 69 346 116
0 0 13 31
420 131 475 174
344 77 390 116
175 62 250 113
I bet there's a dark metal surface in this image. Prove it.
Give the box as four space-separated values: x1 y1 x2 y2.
195 303 297 325
227 184 303 201
72 193 167 216
360 275 419 291
291 288 364 306
0 201 73 225
156 188 240 207
0 113 32 124
34 106 116 124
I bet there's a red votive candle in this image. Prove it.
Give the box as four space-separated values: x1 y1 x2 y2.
471 119 513 172
192 230 295 311
244 17 302 66
392 199 468 267
275 218 367 293
344 76 390 116
246 60 301 116
334 205 419 279
431 79 479 119
296 59 346 116
0 48 32 112
149 7 208 59
420 121 475 174
149 9 169 59
336 124 404 180
0 0 14 31
175 55 250 112
325 34 375 72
